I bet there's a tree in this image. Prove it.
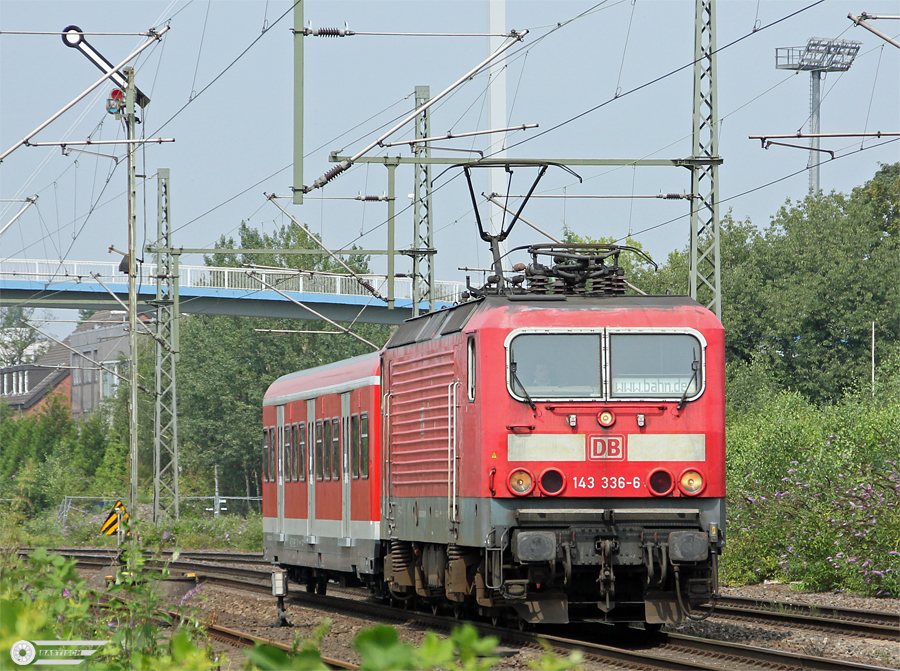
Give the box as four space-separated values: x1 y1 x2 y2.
176 221 391 495
718 164 899 402
0 307 49 365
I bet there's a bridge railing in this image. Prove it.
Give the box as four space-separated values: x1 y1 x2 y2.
0 259 466 303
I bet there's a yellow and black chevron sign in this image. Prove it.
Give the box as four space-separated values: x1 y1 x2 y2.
101 500 129 535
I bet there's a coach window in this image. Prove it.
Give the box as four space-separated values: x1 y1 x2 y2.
360 413 370 479
284 423 293 482
315 420 324 481
467 335 476 402
331 417 341 480
269 427 277 482
262 428 269 482
323 419 332 481
351 414 360 479
298 422 306 482
609 333 702 400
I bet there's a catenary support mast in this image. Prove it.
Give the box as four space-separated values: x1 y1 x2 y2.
689 0 721 319
125 67 140 514
153 169 180 522
412 86 435 317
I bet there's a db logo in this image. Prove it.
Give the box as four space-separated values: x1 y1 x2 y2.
589 435 626 461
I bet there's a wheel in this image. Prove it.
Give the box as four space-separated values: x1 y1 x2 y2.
431 602 440 616
452 603 465 620
305 581 316 593
490 615 501 627
517 617 530 631
315 578 328 595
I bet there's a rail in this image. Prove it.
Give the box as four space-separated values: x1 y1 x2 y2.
0 259 466 303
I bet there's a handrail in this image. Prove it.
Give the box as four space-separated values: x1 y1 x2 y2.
0 258 465 303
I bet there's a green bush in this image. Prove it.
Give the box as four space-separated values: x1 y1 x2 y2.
722 362 900 595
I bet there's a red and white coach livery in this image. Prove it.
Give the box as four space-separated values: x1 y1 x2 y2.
263 242 725 627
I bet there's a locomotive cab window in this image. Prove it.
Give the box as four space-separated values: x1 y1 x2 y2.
467 335 476 402
609 333 702 399
508 333 602 400
506 329 705 402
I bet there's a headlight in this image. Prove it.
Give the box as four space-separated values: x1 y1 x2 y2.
538 468 566 496
647 468 674 496
597 410 616 427
679 469 705 495
508 469 534 496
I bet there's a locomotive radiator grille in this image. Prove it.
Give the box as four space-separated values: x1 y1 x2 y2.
388 351 456 494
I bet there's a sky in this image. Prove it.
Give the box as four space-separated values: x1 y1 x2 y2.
1 0 898 333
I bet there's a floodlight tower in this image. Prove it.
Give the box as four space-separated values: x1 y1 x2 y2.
776 37 860 192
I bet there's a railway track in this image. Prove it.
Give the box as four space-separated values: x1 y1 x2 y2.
713 594 900 639
22 547 899 670
202 620 357 670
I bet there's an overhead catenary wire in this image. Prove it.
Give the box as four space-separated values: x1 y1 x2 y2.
0 26 170 163
263 193 386 302
301 26 519 38
303 30 529 194
503 0 827 155
18 319 152 394
245 272 377 350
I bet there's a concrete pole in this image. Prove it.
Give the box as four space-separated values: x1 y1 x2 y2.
293 1 304 204
126 67 139 516
809 70 822 193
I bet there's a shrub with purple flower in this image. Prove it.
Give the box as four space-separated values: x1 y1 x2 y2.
723 383 900 597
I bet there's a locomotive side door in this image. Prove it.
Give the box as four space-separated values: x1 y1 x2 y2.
276 405 285 539
306 399 316 539
341 392 351 540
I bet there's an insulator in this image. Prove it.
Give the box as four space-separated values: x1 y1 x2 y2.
357 195 385 202
314 27 342 37
312 162 348 189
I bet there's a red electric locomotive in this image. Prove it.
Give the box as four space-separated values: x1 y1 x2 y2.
263 248 725 628
263 162 724 627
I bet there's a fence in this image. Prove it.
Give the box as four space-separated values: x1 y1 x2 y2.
1 258 466 303
54 495 262 527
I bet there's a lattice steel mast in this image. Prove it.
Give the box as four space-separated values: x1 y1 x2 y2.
153 169 180 521
412 86 435 317
689 0 721 319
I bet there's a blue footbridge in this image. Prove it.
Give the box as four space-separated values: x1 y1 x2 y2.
0 259 466 325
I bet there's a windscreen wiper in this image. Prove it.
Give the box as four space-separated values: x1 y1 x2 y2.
677 358 700 411
510 358 536 411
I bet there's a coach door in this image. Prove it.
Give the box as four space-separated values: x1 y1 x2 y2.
341 392 351 540
306 399 317 540
276 405 285 539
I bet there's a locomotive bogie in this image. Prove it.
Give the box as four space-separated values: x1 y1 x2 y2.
263 294 726 625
